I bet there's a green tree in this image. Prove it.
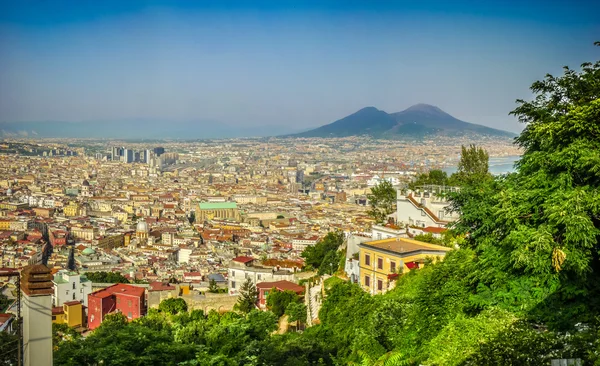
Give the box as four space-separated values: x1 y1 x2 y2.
413 233 443 245
318 250 342 275
301 230 344 272
208 278 219 293
0 331 18 366
85 271 130 283
159 298 188 314
285 301 307 326
235 278 258 313
409 169 449 189
449 144 490 185
266 289 301 318
367 180 397 223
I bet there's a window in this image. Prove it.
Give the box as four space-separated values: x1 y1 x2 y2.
127 312 132 319
52 316 56 320
257 274 261 280
73 293 76 300
364 275 370 287
377 232 382 240
377 279 383 291
365 254 370 266
377 258 383 270
66 290 69 295
390 261 396 273
439 210 444 219
72 282 76 290
231 270 235 277
231 281 236 289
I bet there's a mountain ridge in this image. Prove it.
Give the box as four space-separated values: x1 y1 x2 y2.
290 104 516 138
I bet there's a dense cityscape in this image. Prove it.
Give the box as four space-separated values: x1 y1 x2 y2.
1 0 599 365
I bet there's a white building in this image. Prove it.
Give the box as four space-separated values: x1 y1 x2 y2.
52 270 92 307
291 235 320 251
227 256 295 295
178 246 193 264
396 189 459 228
371 224 406 241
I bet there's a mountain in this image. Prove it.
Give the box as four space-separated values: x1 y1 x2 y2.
291 107 397 138
291 104 515 138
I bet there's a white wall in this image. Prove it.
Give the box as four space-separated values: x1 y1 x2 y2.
23 294 53 366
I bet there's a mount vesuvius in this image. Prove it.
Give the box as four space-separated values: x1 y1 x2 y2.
289 104 515 138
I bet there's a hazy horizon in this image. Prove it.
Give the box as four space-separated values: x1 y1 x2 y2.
1 0 599 134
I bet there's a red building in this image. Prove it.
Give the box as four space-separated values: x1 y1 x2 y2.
87 284 146 330
256 280 304 309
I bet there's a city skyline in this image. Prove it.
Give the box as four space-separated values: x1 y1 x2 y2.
1 0 599 134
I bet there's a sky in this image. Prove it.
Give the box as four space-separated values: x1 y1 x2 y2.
0 0 598 134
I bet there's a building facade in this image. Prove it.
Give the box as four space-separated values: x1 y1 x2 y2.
358 237 452 294
52 270 92 307
87 283 146 330
197 202 241 221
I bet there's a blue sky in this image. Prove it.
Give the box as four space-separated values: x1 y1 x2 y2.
1 0 598 133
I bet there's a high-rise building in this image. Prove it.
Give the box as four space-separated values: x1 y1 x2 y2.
124 149 134 163
153 146 165 156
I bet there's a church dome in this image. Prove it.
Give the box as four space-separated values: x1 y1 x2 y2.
136 220 148 233
82 247 96 256
82 179 90 187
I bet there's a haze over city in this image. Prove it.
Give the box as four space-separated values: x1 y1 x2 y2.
1 0 598 136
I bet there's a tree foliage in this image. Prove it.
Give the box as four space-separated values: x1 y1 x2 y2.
266 289 302 318
159 298 188 314
208 278 219 293
451 144 491 185
367 180 397 223
235 278 258 313
301 230 344 273
85 271 130 283
409 169 449 189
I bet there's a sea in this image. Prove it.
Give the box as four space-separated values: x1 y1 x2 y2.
442 155 521 176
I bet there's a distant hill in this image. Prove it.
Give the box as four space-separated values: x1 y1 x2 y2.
0 120 304 139
290 104 515 138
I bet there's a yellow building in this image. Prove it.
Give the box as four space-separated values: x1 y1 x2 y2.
64 203 81 217
358 237 452 294
52 301 84 328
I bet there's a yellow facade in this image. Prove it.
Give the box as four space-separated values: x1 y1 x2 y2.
64 302 83 327
52 302 83 327
0 220 10 230
358 238 452 294
64 203 81 217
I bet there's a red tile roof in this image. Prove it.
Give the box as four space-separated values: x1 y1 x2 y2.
232 256 254 264
422 227 447 234
255 280 304 293
89 283 145 299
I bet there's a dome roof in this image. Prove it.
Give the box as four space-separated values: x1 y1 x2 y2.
82 247 96 256
82 179 90 187
136 220 148 233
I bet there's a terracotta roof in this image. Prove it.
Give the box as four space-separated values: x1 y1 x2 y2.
422 227 447 234
232 256 254 264
360 237 452 256
63 300 81 306
90 283 145 299
256 280 304 293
